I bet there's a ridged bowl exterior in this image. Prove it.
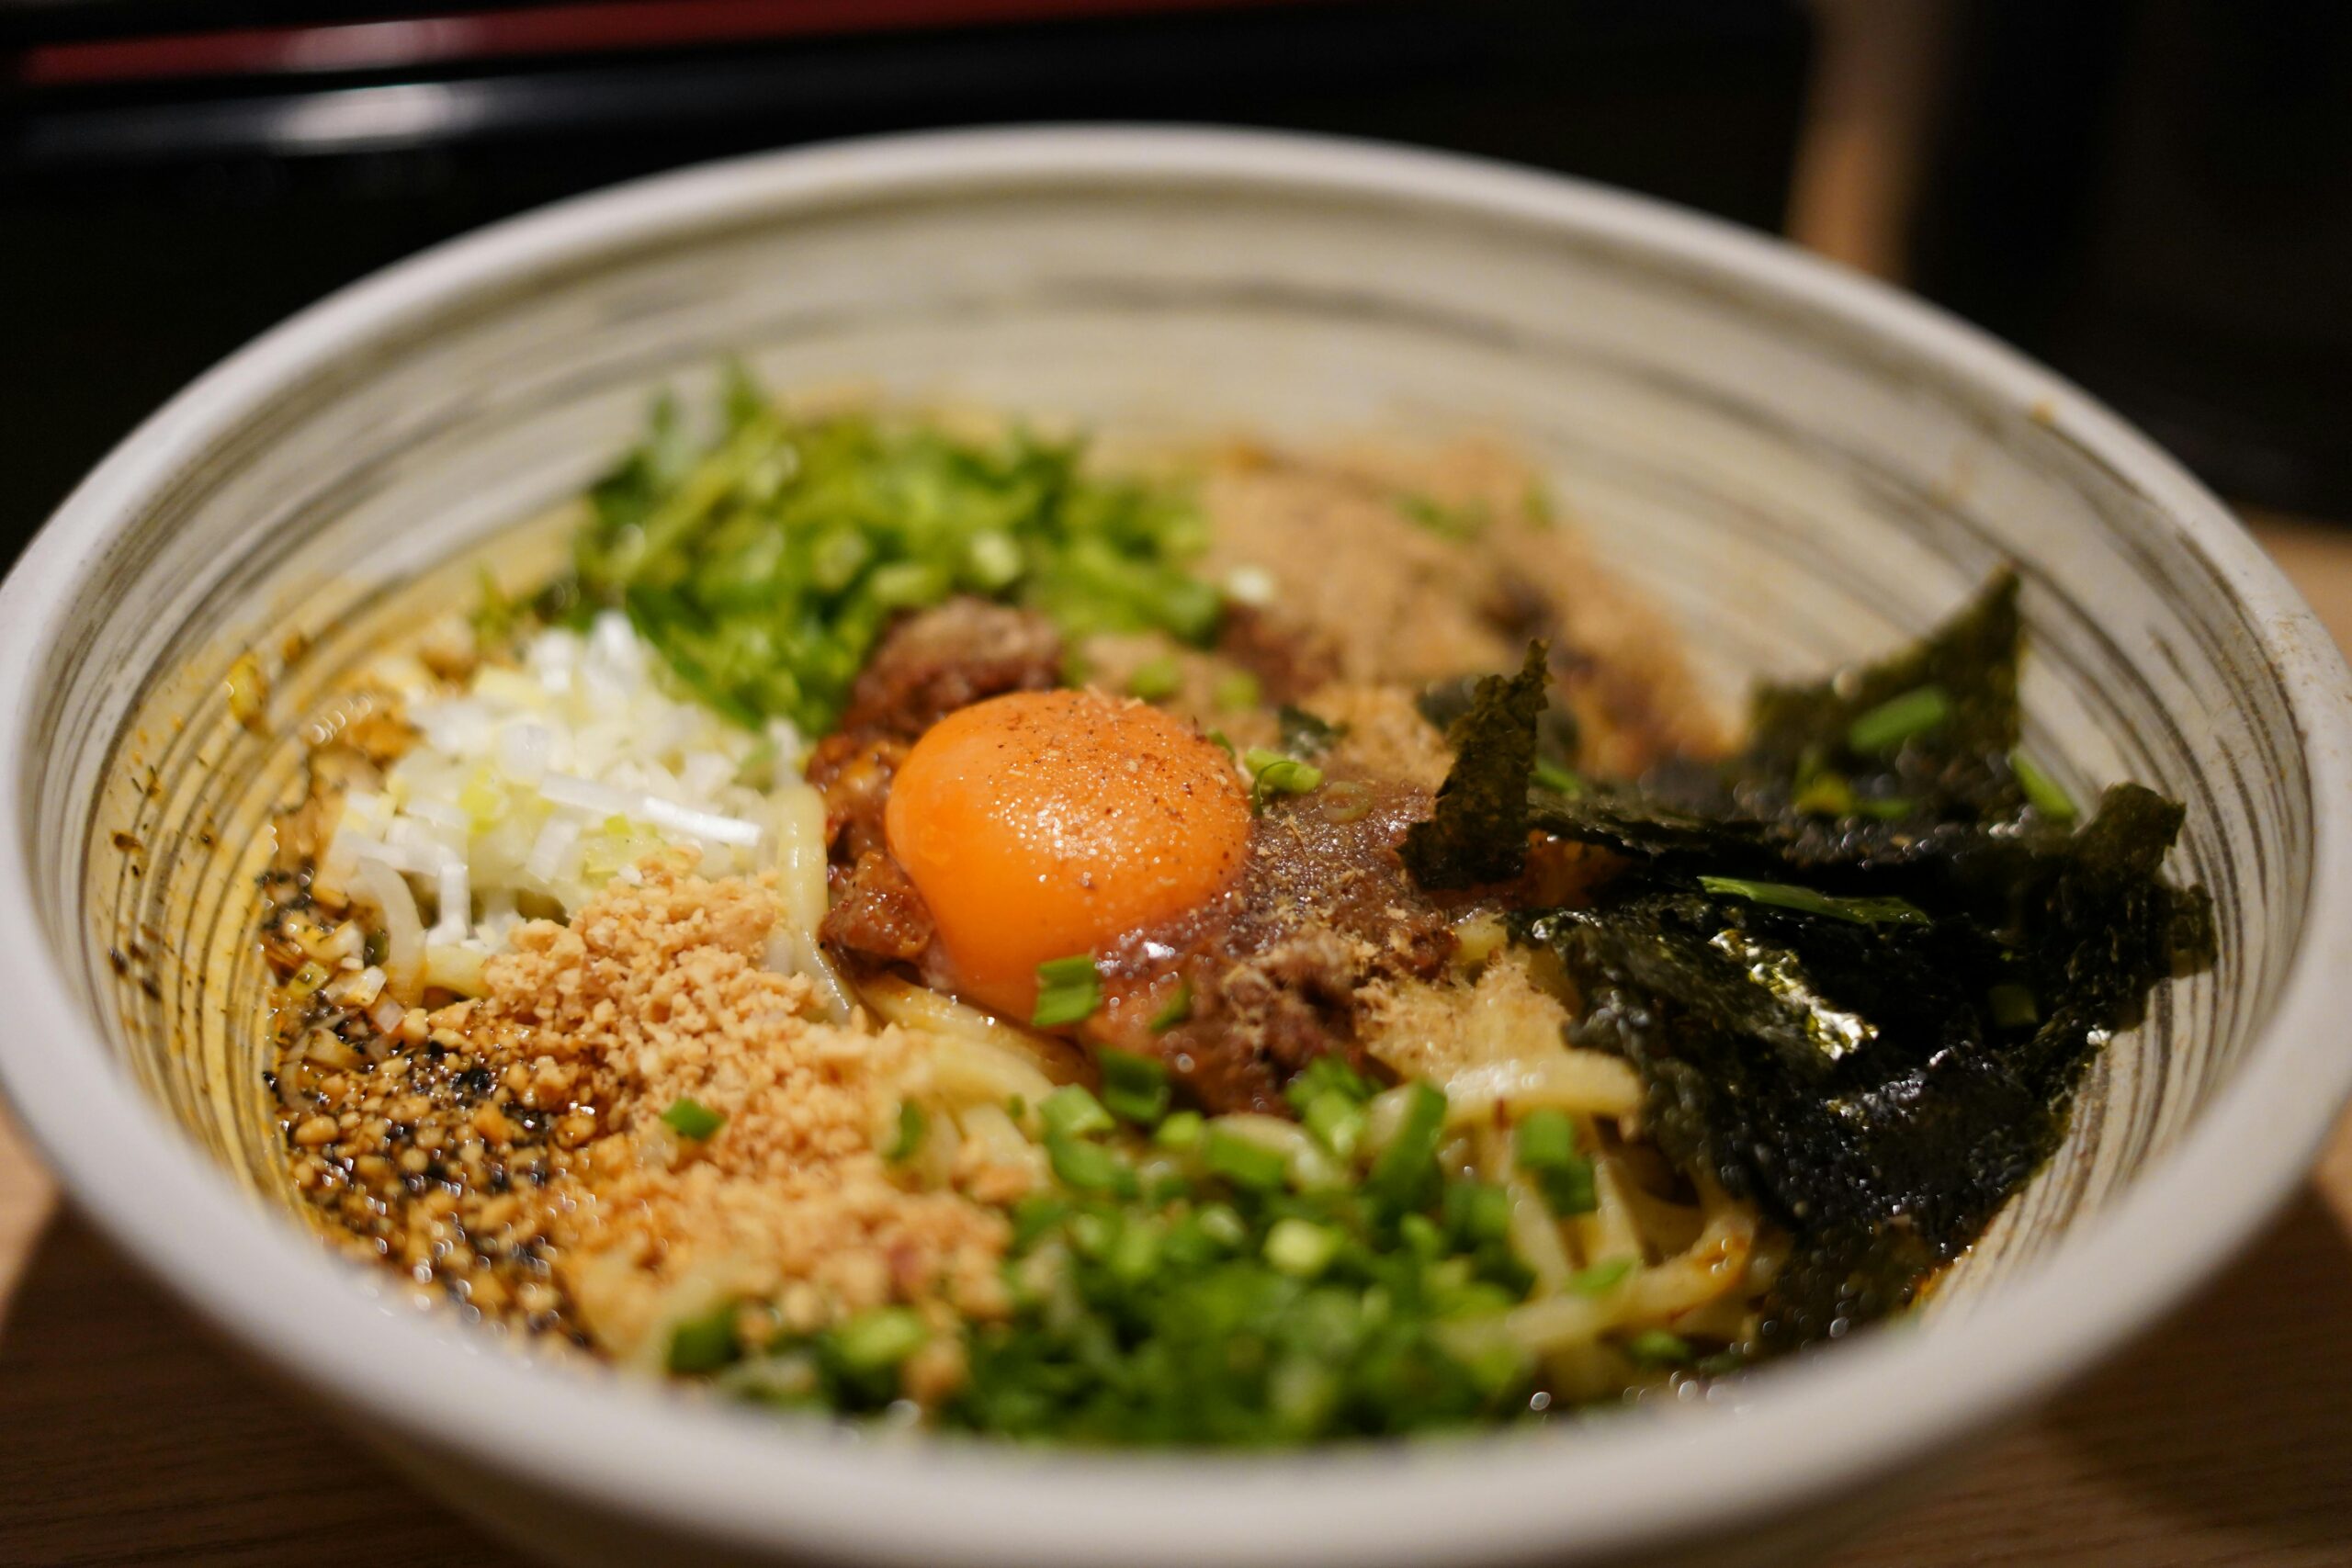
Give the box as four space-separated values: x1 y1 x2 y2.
2 130 2347 1568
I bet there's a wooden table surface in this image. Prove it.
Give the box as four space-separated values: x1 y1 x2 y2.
4 518 2350 1567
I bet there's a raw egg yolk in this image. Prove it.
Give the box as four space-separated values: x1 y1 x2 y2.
884 689 1250 1021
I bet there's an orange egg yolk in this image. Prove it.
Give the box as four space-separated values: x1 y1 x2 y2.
884 689 1252 1021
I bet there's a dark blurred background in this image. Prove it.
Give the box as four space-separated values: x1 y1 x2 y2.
5 0 2349 558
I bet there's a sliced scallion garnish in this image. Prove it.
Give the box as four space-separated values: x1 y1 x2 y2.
1032 953 1102 1028
1698 874 1931 927
2010 749 2077 821
1846 682 1951 755
660 1096 727 1140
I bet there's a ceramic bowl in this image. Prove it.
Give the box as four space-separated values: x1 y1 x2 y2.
4 128 2349 1568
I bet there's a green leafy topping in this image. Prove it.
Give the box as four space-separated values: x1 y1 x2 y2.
832 1307 928 1372
1148 979 1193 1032
660 1096 726 1140
1201 1125 1290 1192
665 1301 741 1374
1512 1109 1599 1215
1047 1130 1137 1196
564 378 1219 734
1263 1218 1345 1279
1401 643 1550 888
1032 954 1102 1029
2011 749 2077 820
1154 1110 1205 1151
1284 1055 1376 1113
1245 749 1325 812
1366 1083 1449 1212
1098 1049 1171 1126
1846 683 1951 755
886 1100 926 1162
1396 493 1488 540
1624 1329 1693 1368
1302 1094 1369 1162
1126 656 1182 701
1212 671 1261 712
1041 1084 1114 1140
1566 1258 1635 1296
1696 875 1931 927
1532 760 1584 795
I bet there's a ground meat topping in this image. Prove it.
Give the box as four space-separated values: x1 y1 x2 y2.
1095 778 1460 1115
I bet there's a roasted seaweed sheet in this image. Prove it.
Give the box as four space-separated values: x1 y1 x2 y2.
1410 572 2214 1348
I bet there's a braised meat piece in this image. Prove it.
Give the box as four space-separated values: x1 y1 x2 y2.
836 597 1063 739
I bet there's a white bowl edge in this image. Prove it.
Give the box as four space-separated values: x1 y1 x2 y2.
2 126 2350 1568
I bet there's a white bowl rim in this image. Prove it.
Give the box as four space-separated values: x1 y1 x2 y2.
4 125 2350 1568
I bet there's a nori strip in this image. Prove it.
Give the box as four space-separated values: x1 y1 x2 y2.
1400 643 1550 889
1409 571 2214 1350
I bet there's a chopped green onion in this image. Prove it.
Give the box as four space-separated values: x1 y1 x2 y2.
1011 1194 1069 1247
661 1096 726 1140
1107 1218 1164 1283
1988 982 2040 1029
1532 760 1585 795
886 1100 926 1162
1792 770 1856 818
1515 1110 1597 1215
1195 1202 1249 1249
1263 1218 1344 1279
1205 728 1236 759
1148 979 1193 1032
1512 1108 1578 1170
1046 1130 1137 1196
1126 656 1182 701
1397 494 1486 540
1566 1258 1635 1296
1442 1179 1513 1247
1317 780 1374 823
1698 875 1931 927
1365 1083 1448 1210
1154 1110 1205 1151
1202 1125 1290 1191
2011 750 2077 820
965 529 1023 590
1397 1212 1445 1258
1624 1329 1693 1368
1040 1084 1114 1140
665 1301 741 1374
1032 953 1102 1028
831 1307 927 1372
1213 671 1262 712
1285 1055 1375 1111
1249 755 1325 813
1302 1093 1368 1162
1098 1049 1170 1125
1847 683 1951 755
1855 795 1916 820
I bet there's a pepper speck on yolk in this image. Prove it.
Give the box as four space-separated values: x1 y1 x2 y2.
884 689 1251 1021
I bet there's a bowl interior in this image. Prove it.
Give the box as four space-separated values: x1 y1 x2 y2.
0 132 2323 1561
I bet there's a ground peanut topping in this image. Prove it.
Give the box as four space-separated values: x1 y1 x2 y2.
279 857 1010 1379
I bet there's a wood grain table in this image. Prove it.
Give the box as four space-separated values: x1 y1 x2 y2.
4 519 2350 1568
